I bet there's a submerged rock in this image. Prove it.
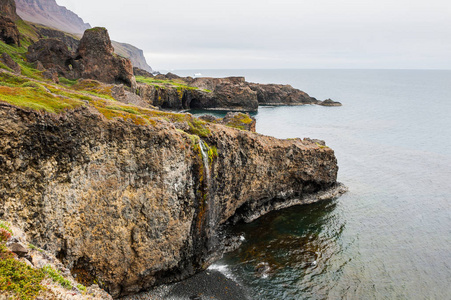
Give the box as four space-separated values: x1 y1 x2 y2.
0 103 343 297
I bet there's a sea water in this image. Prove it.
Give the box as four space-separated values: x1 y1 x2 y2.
175 69 451 299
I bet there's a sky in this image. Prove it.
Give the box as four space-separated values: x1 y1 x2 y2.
56 0 451 71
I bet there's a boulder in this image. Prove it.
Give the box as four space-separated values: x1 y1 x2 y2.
42 68 59 83
318 98 342 106
0 52 20 73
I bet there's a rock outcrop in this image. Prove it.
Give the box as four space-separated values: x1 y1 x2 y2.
318 98 342 106
26 27 136 89
15 0 91 34
0 0 20 21
247 82 320 106
0 103 344 297
0 0 20 47
199 112 256 132
187 77 259 111
0 52 21 73
76 28 136 89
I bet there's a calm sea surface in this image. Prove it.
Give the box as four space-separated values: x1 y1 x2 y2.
175 69 451 299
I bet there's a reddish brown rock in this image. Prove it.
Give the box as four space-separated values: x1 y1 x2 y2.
26 38 73 76
0 15 20 46
1 52 21 73
76 27 136 89
0 0 20 21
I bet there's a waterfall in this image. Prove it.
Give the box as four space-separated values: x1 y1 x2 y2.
198 139 210 183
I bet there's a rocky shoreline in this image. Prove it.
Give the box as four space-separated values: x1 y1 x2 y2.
0 1 346 298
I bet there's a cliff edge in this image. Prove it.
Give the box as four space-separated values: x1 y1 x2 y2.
0 101 345 297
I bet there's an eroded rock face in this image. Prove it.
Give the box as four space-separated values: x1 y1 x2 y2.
0 15 20 46
1 52 21 74
26 27 137 89
0 0 20 21
0 104 343 297
76 28 136 89
26 38 73 76
247 82 319 105
188 77 259 111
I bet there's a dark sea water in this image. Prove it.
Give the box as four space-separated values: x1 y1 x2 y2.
175 69 451 299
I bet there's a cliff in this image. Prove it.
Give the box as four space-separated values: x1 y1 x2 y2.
0 99 344 297
15 0 90 34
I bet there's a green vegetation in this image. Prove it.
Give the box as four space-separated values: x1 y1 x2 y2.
0 258 46 300
0 221 12 234
208 146 218 163
42 265 72 289
28 244 43 253
76 283 87 292
223 113 254 130
136 76 212 93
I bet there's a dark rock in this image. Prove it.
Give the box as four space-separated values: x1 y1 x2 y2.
33 60 45 71
0 15 20 46
34 26 80 51
1 52 21 73
133 67 153 78
0 0 20 21
221 112 256 132
42 68 59 83
76 27 136 89
248 82 319 106
318 98 342 106
188 77 258 111
26 38 73 76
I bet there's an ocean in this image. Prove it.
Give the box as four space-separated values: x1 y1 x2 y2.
174 69 451 299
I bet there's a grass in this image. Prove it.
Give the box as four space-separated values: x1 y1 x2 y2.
42 265 72 289
223 113 254 130
136 76 212 93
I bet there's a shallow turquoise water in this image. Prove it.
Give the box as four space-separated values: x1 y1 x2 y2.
177 69 451 299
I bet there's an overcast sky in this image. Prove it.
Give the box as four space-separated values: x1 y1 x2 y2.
56 0 450 71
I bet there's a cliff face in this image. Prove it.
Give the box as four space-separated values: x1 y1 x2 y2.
112 41 153 73
15 0 90 34
0 103 343 297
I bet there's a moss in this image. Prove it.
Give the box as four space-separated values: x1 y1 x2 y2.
105 105 139 115
0 86 84 113
315 142 329 149
76 283 87 292
28 244 43 253
208 146 218 163
136 76 212 93
42 265 72 289
223 113 254 130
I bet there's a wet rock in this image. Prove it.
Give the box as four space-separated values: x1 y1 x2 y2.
0 52 20 74
318 98 342 106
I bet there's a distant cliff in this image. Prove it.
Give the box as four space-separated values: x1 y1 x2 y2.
15 0 90 34
14 0 153 72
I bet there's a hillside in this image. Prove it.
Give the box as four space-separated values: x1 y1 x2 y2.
15 0 153 72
